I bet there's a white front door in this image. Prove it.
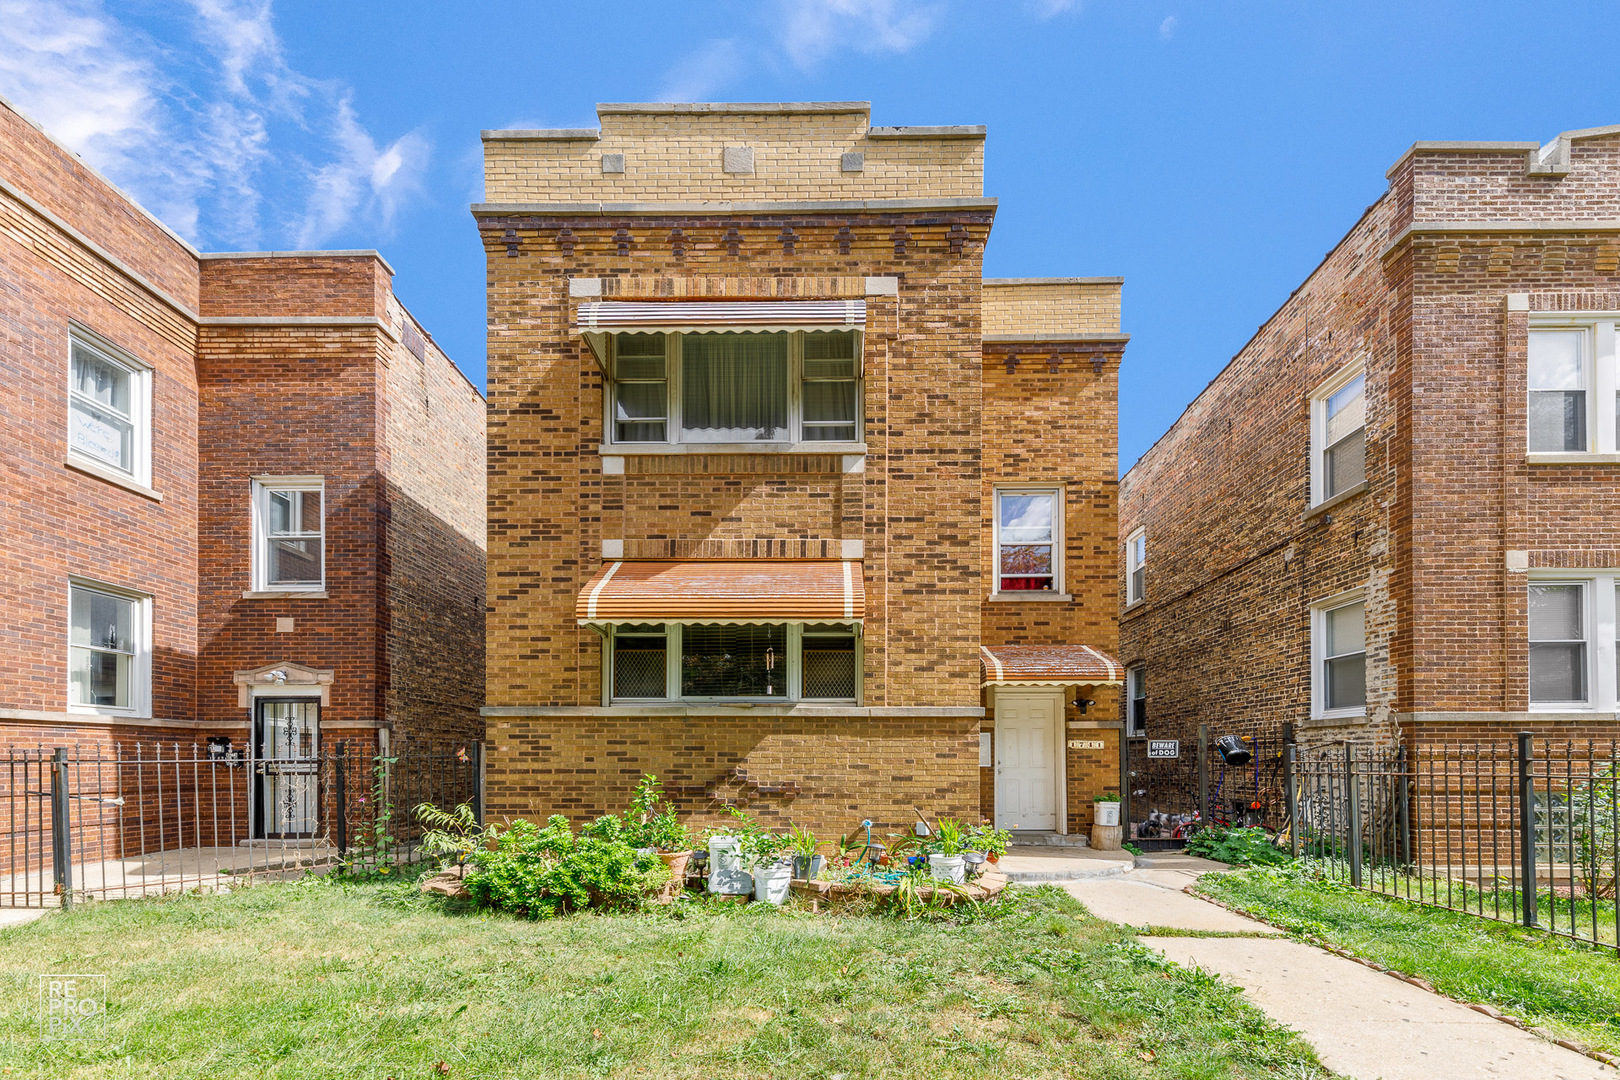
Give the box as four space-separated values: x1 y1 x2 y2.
995 691 1061 831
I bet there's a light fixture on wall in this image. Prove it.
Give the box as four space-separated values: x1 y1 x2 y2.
1073 696 1095 714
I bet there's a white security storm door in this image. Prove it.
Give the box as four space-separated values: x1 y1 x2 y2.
254 699 320 838
995 691 1061 831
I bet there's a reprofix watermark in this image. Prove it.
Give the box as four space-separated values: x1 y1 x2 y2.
38 974 105 1038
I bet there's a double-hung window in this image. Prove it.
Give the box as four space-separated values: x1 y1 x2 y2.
609 330 861 446
68 332 151 485
1310 366 1366 505
1529 582 1589 706
1126 664 1147 736
252 479 325 592
1125 528 1146 605
1528 329 1588 452
607 623 859 703
1313 594 1366 717
994 488 1063 594
68 579 149 714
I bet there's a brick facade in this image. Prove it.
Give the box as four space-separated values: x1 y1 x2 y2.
1120 126 1620 810
0 95 484 786
481 103 1124 838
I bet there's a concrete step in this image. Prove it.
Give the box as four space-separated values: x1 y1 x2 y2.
998 846 1134 882
1007 830 1090 848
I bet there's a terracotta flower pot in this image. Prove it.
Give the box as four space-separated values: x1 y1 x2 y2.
658 850 692 900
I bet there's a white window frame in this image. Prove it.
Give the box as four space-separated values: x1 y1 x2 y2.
991 486 1066 597
66 576 152 717
604 330 864 449
603 622 862 705
1309 362 1367 507
1527 572 1620 712
1311 589 1368 721
251 477 326 593
66 326 152 486
1125 527 1146 606
1527 317 1619 459
1126 663 1147 736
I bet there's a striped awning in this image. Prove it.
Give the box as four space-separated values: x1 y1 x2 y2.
980 645 1123 687
576 560 864 625
576 300 866 333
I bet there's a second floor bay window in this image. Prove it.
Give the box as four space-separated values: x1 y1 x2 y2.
607 330 861 446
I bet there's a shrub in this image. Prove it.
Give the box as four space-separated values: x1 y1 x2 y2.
618 774 691 853
463 815 668 918
1186 825 1292 867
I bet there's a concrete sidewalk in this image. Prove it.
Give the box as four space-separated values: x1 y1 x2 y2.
1062 869 1612 1080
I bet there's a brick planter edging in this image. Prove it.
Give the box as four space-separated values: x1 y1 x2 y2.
1184 883 1620 1072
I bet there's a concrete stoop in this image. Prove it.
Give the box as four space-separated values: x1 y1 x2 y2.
997 846 1134 883
1007 830 1091 848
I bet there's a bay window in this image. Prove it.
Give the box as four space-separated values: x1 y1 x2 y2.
607 623 859 702
608 330 861 445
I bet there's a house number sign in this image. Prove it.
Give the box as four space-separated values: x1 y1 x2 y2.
1068 740 1106 750
1147 740 1180 759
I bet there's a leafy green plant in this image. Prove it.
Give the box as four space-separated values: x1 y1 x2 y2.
1093 792 1122 803
415 801 497 866
1123 841 1144 856
966 821 1012 858
618 774 691 852
786 823 820 857
463 815 668 917
924 816 969 856
1186 825 1292 867
339 754 399 878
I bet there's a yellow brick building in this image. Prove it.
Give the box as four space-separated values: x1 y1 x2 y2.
478 102 1126 838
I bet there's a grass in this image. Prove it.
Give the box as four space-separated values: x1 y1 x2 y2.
0 876 1331 1079
1196 865 1620 1056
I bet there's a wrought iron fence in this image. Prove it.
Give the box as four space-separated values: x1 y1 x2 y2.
1 741 481 909
1288 734 1620 951
1124 725 1291 844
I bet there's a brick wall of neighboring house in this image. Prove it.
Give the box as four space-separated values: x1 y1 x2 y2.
980 279 1127 832
0 92 484 867
1121 128 1620 815
481 103 995 835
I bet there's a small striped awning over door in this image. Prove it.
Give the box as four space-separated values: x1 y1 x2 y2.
576 299 866 333
979 645 1123 687
576 561 864 625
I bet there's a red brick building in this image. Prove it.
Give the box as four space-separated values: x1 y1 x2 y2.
1120 124 1620 800
478 102 1126 838
0 95 485 840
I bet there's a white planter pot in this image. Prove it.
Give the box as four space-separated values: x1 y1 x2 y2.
1094 802 1121 827
752 859 794 904
928 854 966 885
707 837 752 895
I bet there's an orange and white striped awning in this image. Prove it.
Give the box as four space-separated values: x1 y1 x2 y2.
980 645 1123 687
576 561 864 625
577 300 866 333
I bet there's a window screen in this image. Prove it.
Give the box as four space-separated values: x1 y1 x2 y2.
1324 374 1366 498
612 624 668 698
1529 331 1586 453
1530 583 1587 703
614 333 668 442
802 624 857 699
801 331 859 441
1323 601 1366 711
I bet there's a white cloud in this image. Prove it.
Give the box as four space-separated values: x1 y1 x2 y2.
0 0 429 250
777 0 940 70
656 38 745 102
1027 0 1080 18
1159 14 1178 39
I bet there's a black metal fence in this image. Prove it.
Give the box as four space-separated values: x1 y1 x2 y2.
1124 725 1291 843
2 741 481 909
1288 734 1620 951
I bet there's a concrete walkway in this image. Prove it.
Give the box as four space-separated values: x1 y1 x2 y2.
1062 866 1612 1080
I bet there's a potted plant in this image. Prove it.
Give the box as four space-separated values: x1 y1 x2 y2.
966 821 1011 864
787 824 824 881
926 817 970 884
739 828 794 904
1093 792 1122 828
623 776 693 899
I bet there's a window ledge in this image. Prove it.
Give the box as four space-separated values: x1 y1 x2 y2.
65 457 162 502
1303 481 1367 521
241 590 329 600
485 704 986 719
1527 452 1620 464
599 442 866 456
1123 598 1146 613
1304 708 1368 728
988 592 1073 603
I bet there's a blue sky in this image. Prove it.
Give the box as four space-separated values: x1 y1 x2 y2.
5 1 1619 470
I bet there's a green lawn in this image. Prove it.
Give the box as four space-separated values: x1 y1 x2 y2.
1196 866 1620 1056
0 878 1330 1079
